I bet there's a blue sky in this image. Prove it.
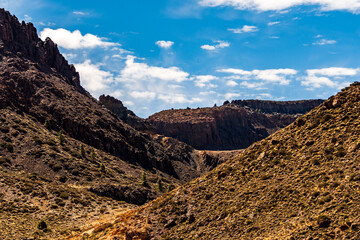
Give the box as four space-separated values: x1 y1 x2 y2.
4 0 360 117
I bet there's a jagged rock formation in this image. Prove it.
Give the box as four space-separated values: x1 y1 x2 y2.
78 81 360 240
147 102 322 150
230 99 325 114
99 95 154 132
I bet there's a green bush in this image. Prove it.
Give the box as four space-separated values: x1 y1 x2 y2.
141 172 149 187
157 178 164 192
58 130 64 145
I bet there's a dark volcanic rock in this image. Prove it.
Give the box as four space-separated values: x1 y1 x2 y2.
99 94 154 132
90 184 155 205
230 99 324 114
0 8 82 92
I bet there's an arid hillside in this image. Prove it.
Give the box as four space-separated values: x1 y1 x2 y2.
147 100 323 150
79 82 360 239
0 9 223 239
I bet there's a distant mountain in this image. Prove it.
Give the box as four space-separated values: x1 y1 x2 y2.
0 9 219 239
147 99 324 150
79 81 360 239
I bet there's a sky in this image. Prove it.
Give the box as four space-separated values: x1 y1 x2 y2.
3 0 360 117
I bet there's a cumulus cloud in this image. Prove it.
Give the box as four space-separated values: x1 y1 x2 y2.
158 94 202 104
228 25 258 34
201 40 230 51
130 91 157 100
240 81 266 90
301 67 358 89
39 28 119 49
218 68 297 85
156 40 174 49
74 60 115 92
224 92 241 100
118 55 189 83
193 75 218 88
198 0 360 13
312 39 336 45
226 80 238 87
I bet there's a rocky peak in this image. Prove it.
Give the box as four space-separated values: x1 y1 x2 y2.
99 95 136 120
0 8 82 91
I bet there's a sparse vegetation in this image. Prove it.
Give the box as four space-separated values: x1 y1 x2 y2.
141 172 149 187
59 130 65 145
37 220 47 230
157 178 163 191
80 144 86 158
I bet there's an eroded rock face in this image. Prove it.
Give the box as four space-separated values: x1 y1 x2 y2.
147 103 322 150
0 9 82 91
230 99 324 114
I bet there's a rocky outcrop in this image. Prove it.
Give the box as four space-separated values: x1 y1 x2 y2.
147 102 322 150
229 99 324 114
0 9 82 92
99 95 154 132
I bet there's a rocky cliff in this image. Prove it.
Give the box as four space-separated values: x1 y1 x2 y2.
230 99 324 114
147 103 320 150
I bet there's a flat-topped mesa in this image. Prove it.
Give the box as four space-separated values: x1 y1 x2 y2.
0 8 82 91
230 99 325 114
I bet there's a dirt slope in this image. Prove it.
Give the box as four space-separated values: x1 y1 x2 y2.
79 82 360 239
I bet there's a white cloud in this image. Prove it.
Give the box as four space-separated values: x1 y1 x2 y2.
257 93 273 99
193 75 218 88
24 14 32 21
74 60 115 92
268 21 280 26
130 91 157 100
124 101 135 107
240 81 266 90
312 39 336 45
158 94 202 104
228 25 258 34
62 53 78 60
119 55 189 83
198 0 360 13
224 93 241 100
39 28 119 49
155 40 174 49
73 11 87 15
201 40 230 51
110 90 123 98
219 68 297 85
269 36 280 39
199 91 217 96
226 80 238 87
307 67 358 76
38 21 56 27
301 67 358 89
